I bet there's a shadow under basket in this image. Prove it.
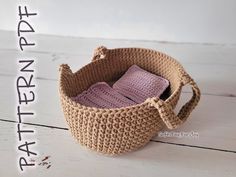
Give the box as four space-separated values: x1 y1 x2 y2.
59 46 201 155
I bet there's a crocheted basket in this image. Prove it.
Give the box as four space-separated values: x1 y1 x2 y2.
59 46 201 155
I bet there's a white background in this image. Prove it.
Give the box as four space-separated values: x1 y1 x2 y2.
1 0 236 44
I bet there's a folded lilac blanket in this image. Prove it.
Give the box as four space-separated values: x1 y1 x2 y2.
71 82 136 108
72 65 169 108
113 65 169 103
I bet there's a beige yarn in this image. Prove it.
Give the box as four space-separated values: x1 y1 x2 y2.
59 46 201 155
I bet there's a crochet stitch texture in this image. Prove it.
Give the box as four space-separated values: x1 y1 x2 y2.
59 46 201 155
72 82 136 108
113 65 169 103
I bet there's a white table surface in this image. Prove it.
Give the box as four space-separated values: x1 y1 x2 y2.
0 30 236 177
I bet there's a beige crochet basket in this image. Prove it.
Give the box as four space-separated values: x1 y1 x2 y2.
59 46 201 155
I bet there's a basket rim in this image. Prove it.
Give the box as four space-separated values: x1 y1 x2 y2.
59 47 185 111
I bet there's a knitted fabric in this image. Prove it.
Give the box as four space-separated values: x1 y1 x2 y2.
113 65 169 103
72 82 136 108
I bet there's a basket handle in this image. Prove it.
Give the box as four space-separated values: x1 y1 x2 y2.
59 64 73 75
146 73 201 129
92 46 108 61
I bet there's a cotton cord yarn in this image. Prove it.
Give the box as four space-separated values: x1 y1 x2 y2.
59 46 201 155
